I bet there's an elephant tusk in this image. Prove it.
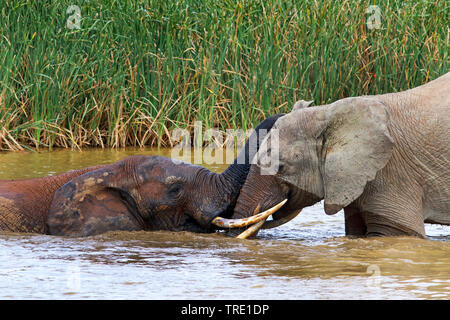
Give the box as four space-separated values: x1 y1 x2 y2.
236 207 301 239
235 218 268 239
211 199 287 229
260 210 302 229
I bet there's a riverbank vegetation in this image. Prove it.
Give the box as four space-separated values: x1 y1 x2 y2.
0 0 448 150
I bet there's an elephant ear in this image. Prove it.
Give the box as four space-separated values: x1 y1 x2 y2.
321 98 393 214
292 100 314 111
47 161 143 236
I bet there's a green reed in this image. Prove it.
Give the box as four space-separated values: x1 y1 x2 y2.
0 0 448 150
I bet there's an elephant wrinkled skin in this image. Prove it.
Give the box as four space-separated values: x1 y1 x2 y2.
231 72 450 238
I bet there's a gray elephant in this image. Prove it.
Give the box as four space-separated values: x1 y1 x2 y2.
230 72 450 238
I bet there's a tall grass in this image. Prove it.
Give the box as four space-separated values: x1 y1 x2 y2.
0 0 448 150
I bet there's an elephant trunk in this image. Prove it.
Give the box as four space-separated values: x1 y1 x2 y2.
188 114 287 234
227 165 288 237
187 167 285 234
215 114 286 218
229 162 321 237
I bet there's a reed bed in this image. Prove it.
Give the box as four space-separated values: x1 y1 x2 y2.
0 0 448 150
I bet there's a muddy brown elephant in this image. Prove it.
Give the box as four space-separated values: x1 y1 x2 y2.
0 115 283 236
229 72 450 239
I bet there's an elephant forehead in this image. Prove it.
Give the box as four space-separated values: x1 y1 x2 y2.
138 156 192 185
139 164 165 182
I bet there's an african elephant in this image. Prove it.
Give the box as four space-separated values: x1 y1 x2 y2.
230 72 450 238
0 115 283 236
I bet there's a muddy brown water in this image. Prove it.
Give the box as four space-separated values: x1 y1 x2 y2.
0 148 449 299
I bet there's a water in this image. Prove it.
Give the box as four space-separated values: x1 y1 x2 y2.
0 148 449 299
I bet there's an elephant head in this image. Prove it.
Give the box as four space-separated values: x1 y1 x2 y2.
230 97 394 237
46 114 285 236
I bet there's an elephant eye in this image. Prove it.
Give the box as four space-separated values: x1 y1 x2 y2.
167 184 182 196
